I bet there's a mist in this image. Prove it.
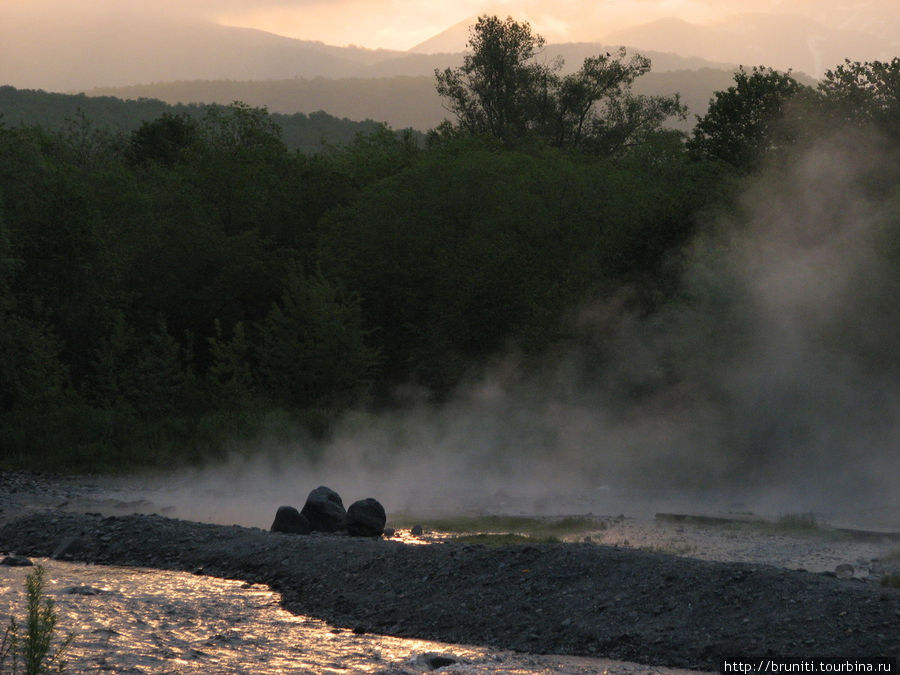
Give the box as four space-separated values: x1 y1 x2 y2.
1 0 896 90
129 131 898 532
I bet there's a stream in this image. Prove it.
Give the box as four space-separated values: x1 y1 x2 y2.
0 558 705 674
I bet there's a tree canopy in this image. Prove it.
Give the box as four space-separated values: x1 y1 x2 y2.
434 15 685 153
0 19 897 473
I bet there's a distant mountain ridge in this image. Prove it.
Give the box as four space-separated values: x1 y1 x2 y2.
606 13 897 77
0 13 407 92
405 7 897 77
2 2 896 93
82 68 745 134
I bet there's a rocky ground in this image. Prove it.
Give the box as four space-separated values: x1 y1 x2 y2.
1 472 899 671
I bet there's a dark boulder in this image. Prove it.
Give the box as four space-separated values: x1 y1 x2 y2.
1 555 33 567
271 506 311 534
346 498 387 537
300 486 346 532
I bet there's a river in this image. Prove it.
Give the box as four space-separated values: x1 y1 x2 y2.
0 558 706 674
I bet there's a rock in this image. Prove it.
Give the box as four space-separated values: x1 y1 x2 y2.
835 563 855 579
383 527 396 538
411 524 424 536
1 555 33 566
52 536 85 560
346 498 387 537
300 486 346 532
271 506 311 535
65 585 105 595
410 652 459 670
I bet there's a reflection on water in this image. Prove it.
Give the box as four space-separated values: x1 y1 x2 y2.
0 559 705 675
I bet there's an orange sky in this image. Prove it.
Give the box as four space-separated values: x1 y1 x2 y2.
2 0 895 53
214 0 731 50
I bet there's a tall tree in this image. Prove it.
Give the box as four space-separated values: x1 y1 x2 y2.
688 66 809 171
434 15 684 153
817 58 900 137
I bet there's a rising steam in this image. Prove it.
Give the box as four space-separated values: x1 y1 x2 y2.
131 131 899 529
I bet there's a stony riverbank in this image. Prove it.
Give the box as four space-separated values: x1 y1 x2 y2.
2 508 898 671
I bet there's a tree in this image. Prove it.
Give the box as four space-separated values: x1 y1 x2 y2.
817 58 900 137
127 112 197 166
257 270 381 412
435 15 684 153
688 66 809 171
435 15 546 143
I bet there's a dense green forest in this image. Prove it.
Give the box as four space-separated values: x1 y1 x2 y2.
0 86 393 155
0 18 897 473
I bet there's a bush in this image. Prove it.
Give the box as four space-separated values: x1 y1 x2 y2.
0 565 73 674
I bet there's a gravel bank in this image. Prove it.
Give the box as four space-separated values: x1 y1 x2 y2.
2 509 898 671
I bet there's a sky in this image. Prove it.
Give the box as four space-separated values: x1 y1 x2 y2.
4 0 784 52
214 0 757 50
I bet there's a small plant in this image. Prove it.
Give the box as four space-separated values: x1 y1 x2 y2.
0 622 18 673
0 565 74 674
774 513 819 530
880 573 900 589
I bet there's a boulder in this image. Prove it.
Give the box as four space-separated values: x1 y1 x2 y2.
346 498 387 537
271 506 311 535
1 555 33 567
300 486 346 532
835 563 855 579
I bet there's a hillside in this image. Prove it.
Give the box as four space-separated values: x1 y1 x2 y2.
0 87 391 154
606 13 897 78
83 66 743 134
0 9 404 92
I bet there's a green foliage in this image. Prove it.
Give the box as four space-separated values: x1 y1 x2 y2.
127 112 198 166
817 58 900 137
879 574 900 589
435 15 685 153
257 270 381 415
0 81 709 468
318 135 711 392
689 66 809 170
0 565 73 674
0 86 393 154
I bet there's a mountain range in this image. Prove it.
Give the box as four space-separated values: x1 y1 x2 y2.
0 2 895 132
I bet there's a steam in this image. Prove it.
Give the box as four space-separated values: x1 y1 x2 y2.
133 132 899 529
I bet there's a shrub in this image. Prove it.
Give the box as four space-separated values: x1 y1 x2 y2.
0 565 73 674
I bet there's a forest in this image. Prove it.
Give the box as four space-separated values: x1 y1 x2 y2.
1 17 897 472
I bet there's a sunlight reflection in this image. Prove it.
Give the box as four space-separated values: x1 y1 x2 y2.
0 559 706 674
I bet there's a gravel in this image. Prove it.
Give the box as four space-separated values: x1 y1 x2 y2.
2 506 899 671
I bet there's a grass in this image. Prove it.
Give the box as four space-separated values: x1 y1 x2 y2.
646 541 697 556
880 574 900 589
719 512 847 540
772 512 820 531
881 548 900 562
0 565 74 674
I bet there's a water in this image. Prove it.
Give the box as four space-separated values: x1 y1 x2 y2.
0 559 705 674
